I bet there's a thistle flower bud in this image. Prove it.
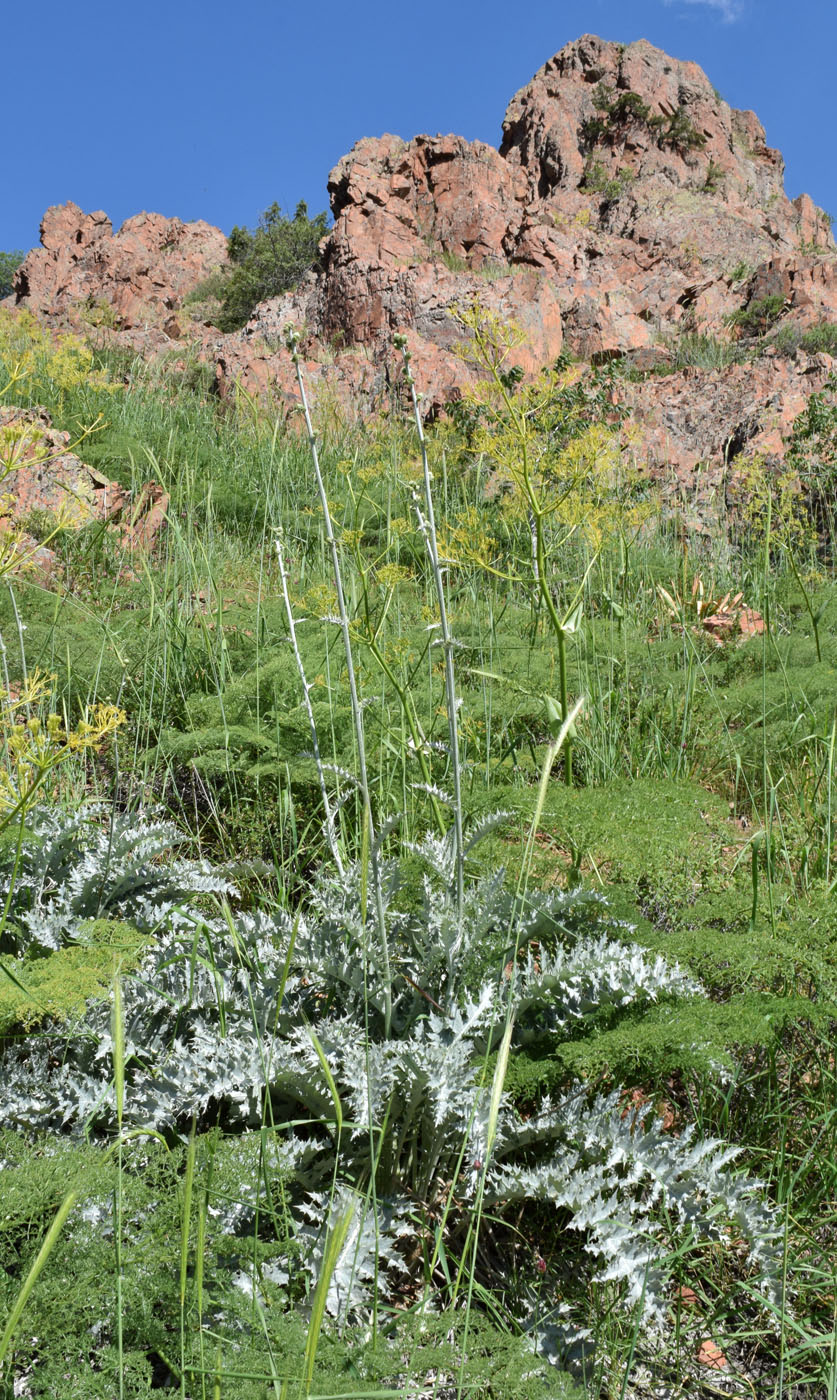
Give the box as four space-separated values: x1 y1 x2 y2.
283 325 302 361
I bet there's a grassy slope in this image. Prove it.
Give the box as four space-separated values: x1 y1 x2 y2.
1 309 836 1395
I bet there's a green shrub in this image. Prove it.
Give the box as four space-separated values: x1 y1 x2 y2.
607 89 651 125
795 320 837 355
209 201 329 332
778 319 837 355
728 293 786 337
581 160 634 202
581 86 706 158
582 85 649 146
771 322 804 357
769 320 837 358
702 158 725 193
651 106 707 153
0 250 24 300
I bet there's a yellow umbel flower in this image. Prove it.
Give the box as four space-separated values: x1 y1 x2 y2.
0 678 126 822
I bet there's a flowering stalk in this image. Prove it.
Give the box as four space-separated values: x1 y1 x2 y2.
0 671 125 827
275 531 345 877
395 335 465 910
283 327 391 1034
455 305 583 784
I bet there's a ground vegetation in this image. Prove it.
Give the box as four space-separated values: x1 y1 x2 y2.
0 304 835 1398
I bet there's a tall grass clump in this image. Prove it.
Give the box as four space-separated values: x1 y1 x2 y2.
662 329 742 371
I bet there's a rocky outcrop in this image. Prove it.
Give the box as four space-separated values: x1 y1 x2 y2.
616 351 835 529
16 36 837 385
13 204 227 339
220 256 563 415
206 33 837 527
208 34 835 421
13 34 837 522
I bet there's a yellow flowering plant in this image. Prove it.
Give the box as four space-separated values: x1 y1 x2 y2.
731 451 815 558
0 309 120 400
0 312 119 578
448 302 648 783
0 670 125 831
729 449 825 657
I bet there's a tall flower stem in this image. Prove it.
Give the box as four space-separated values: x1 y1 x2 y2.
459 310 579 784
275 532 345 878
396 337 464 910
284 327 391 1033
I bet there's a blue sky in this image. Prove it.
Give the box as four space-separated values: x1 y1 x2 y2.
2 0 833 252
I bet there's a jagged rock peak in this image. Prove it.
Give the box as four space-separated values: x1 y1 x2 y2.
11 34 837 426
13 202 227 336
499 34 825 247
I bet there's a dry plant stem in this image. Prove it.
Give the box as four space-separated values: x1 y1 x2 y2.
275 534 345 877
398 340 465 908
284 327 391 1033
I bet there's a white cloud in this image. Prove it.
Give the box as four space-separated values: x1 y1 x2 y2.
666 0 744 21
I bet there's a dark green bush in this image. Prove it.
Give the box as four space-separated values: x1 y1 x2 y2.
581 86 705 156
702 158 725 193
651 106 707 153
207 201 329 332
0 249 24 299
608 89 651 125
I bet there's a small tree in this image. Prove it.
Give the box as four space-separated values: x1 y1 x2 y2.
0 252 24 301
215 201 329 331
